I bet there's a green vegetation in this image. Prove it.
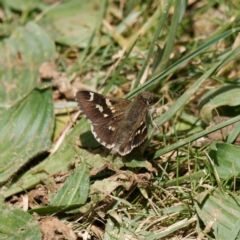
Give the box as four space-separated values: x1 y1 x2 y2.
1 0 240 239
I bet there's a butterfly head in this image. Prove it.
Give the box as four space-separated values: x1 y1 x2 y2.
139 91 153 105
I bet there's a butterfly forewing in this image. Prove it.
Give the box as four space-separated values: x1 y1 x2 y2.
76 91 132 149
75 91 131 124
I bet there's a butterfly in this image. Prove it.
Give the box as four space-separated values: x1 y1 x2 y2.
75 91 153 156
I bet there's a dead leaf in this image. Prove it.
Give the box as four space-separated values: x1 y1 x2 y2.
40 216 77 240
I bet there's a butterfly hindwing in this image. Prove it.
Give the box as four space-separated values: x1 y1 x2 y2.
132 121 148 148
91 110 128 149
117 121 148 155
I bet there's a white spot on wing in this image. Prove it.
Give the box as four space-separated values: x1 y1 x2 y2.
96 104 104 112
136 130 141 135
108 126 115 131
104 114 109 117
107 143 115 148
142 125 147 133
88 92 94 101
91 125 98 138
106 98 112 107
105 99 117 113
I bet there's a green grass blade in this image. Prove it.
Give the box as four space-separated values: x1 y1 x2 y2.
133 0 173 89
155 0 186 74
152 115 240 158
127 27 240 98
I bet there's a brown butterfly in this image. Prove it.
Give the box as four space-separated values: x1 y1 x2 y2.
75 91 153 156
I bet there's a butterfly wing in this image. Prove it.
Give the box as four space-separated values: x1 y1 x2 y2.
75 91 131 148
75 91 131 123
112 119 148 156
90 120 120 149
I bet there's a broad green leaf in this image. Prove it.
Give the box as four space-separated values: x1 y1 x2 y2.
2 0 42 11
195 189 240 240
50 163 89 207
63 170 137 215
3 118 116 198
0 202 41 240
200 86 240 124
209 142 240 179
0 22 55 112
39 0 109 48
0 88 54 185
28 163 90 215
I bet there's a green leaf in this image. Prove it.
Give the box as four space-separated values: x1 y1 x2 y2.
50 163 89 207
195 189 240 240
39 0 109 48
0 88 54 185
200 86 240 124
3 119 109 198
0 22 55 112
3 0 42 11
209 142 240 179
0 202 41 240
28 163 90 215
